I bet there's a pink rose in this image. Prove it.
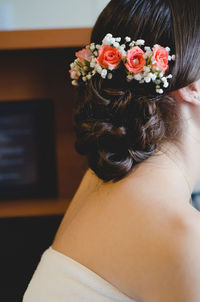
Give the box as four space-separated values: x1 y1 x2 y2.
97 45 122 69
69 69 81 80
125 46 146 74
75 46 93 65
152 45 169 72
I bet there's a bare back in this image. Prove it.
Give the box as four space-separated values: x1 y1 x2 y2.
52 167 200 301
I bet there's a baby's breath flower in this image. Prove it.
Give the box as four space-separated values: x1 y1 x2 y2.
136 39 145 45
127 75 134 81
134 74 142 81
72 80 78 86
157 88 164 94
86 74 92 80
113 42 120 48
108 73 113 79
90 62 96 68
101 69 107 79
144 76 151 83
171 55 176 61
90 43 95 51
167 74 173 79
125 36 131 42
163 81 169 88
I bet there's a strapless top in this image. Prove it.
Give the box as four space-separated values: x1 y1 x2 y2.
23 245 140 302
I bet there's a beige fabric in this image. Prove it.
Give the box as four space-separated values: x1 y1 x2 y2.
23 246 139 302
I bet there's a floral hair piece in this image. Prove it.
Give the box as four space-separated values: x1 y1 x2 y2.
69 33 175 94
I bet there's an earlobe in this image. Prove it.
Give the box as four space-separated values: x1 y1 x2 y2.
175 84 200 106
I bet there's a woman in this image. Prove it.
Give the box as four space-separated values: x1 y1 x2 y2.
23 0 200 301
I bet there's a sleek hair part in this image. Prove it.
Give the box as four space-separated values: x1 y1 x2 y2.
73 0 200 182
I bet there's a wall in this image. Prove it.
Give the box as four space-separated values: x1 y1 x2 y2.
0 0 110 30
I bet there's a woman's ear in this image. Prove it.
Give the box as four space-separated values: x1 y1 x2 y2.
170 80 200 106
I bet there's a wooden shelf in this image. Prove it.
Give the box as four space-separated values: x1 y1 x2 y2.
0 198 70 218
0 27 92 50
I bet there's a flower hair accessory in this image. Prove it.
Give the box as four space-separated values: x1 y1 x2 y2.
69 33 175 94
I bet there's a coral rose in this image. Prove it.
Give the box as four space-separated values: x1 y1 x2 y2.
152 45 169 73
125 46 146 74
69 69 81 80
97 45 122 70
75 47 93 65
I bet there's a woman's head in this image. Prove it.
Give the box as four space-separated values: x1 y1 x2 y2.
72 0 200 182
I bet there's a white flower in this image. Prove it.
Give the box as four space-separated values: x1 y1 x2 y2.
127 75 134 81
134 74 142 81
165 47 170 52
118 48 126 58
163 81 169 88
90 62 96 68
72 80 78 86
115 37 121 42
168 55 172 61
144 46 151 51
108 65 115 71
167 74 173 79
153 44 159 48
90 43 95 51
101 69 107 79
150 73 157 81
156 89 164 94
96 65 102 74
86 74 92 80
83 66 88 71
93 50 98 56
161 76 167 82
171 54 176 61
70 63 75 69
144 66 151 73
129 42 135 47
106 33 113 38
102 37 112 45
136 39 145 45
121 44 126 49
82 77 87 82
113 42 120 48
144 76 151 83
125 36 131 42
96 44 101 49
108 73 113 79
71 70 78 79
139 79 145 83
110 38 116 45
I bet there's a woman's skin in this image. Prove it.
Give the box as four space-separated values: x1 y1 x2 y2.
52 79 200 302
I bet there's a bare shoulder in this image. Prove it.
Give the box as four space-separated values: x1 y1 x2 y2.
116 199 200 301
143 209 200 302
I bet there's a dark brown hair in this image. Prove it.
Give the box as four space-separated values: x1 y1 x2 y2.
72 0 200 182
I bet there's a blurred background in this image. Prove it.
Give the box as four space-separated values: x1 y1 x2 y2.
0 1 199 301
